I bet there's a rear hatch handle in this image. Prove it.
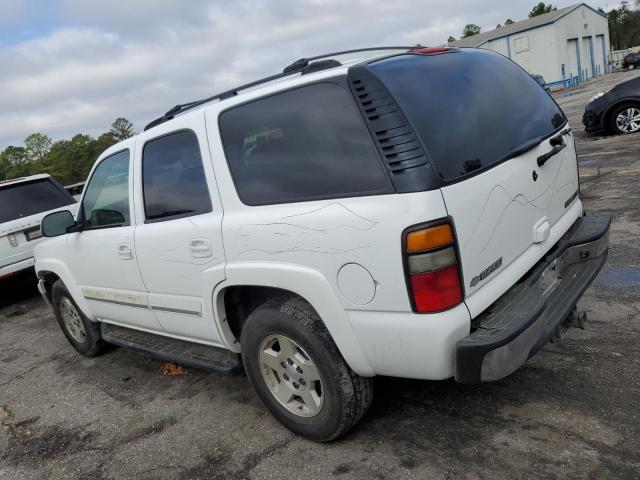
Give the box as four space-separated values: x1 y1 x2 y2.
537 129 570 167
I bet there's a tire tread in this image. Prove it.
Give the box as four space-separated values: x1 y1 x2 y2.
241 295 373 441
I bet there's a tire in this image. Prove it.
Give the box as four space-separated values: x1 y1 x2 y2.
51 280 106 357
241 296 373 442
608 103 640 135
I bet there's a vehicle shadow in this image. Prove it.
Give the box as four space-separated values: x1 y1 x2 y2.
0 269 40 309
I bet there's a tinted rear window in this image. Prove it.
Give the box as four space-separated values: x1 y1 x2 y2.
369 50 566 183
0 179 74 223
219 82 392 205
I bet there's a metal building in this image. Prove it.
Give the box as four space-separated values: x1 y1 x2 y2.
450 3 610 87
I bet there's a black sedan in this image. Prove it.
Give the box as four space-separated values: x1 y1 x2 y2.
622 52 640 70
583 75 640 135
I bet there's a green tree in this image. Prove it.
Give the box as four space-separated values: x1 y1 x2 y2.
95 132 117 154
0 118 124 184
461 24 481 38
447 35 456 43
607 2 640 50
50 133 117 185
496 24 502 28
24 133 52 170
505 18 515 25
0 146 27 180
529 2 557 18
109 117 136 142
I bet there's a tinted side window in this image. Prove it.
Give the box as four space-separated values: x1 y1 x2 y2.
369 50 567 183
82 150 130 229
219 82 392 206
142 130 212 222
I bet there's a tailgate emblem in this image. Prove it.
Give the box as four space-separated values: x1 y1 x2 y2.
470 257 503 287
564 190 579 208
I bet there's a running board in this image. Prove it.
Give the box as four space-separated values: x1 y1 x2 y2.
100 323 240 374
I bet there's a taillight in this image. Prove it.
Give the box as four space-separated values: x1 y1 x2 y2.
403 221 463 313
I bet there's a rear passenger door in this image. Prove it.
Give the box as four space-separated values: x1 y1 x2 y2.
133 116 227 345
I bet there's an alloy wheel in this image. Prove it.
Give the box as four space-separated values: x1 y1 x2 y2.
259 334 324 417
59 297 86 343
616 107 640 133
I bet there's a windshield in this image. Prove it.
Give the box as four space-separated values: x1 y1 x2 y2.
0 179 75 223
369 49 566 183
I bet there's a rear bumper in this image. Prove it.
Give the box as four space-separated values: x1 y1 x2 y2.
455 211 610 384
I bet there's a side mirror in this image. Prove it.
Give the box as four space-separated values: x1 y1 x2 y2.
41 210 77 237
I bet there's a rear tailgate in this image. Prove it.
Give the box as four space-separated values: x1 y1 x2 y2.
0 177 76 270
368 48 581 317
0 216 42 272
441 132 581 315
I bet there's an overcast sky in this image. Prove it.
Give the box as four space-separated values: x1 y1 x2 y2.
0 0 620 149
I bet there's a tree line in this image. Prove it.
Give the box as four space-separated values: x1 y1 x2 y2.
0 118 135 186
449 1 640 48
605 1 640 50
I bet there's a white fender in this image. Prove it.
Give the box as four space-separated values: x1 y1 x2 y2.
35 258 96 321
214 261 376 377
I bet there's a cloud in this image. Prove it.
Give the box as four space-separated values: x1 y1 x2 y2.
0 0 613 148
0 0 24 26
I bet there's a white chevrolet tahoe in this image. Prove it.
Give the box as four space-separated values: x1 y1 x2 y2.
1 174 76 280
35 47 610 441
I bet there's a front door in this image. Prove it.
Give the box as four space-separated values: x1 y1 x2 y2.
133 119 226 345
66 147 162 331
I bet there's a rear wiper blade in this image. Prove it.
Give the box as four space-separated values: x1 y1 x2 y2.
500 136 545 163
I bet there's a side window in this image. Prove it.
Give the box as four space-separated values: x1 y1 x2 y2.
219 82 391 206
82 150 130 229
142 130 212 222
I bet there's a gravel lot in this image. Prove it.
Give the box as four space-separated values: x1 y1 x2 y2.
1 70 639 480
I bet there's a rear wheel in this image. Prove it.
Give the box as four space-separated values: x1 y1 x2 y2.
51 280 106 357
609 104 640 134
241 296 373 441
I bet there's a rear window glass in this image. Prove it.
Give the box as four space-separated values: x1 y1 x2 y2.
0 179 74 223
219 82 392 205
369 50 566 183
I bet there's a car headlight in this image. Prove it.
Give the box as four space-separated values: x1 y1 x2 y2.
589 87 614 103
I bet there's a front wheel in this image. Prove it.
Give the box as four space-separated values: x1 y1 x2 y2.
241 296 373 441
609 104 640 134
51 280 106 357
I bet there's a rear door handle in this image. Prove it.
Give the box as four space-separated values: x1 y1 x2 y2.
189 238 212 258
117 244 134 260
537 143 567 167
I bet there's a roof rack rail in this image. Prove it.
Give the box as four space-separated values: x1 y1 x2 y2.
144 45 424 131
282 45 425 73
